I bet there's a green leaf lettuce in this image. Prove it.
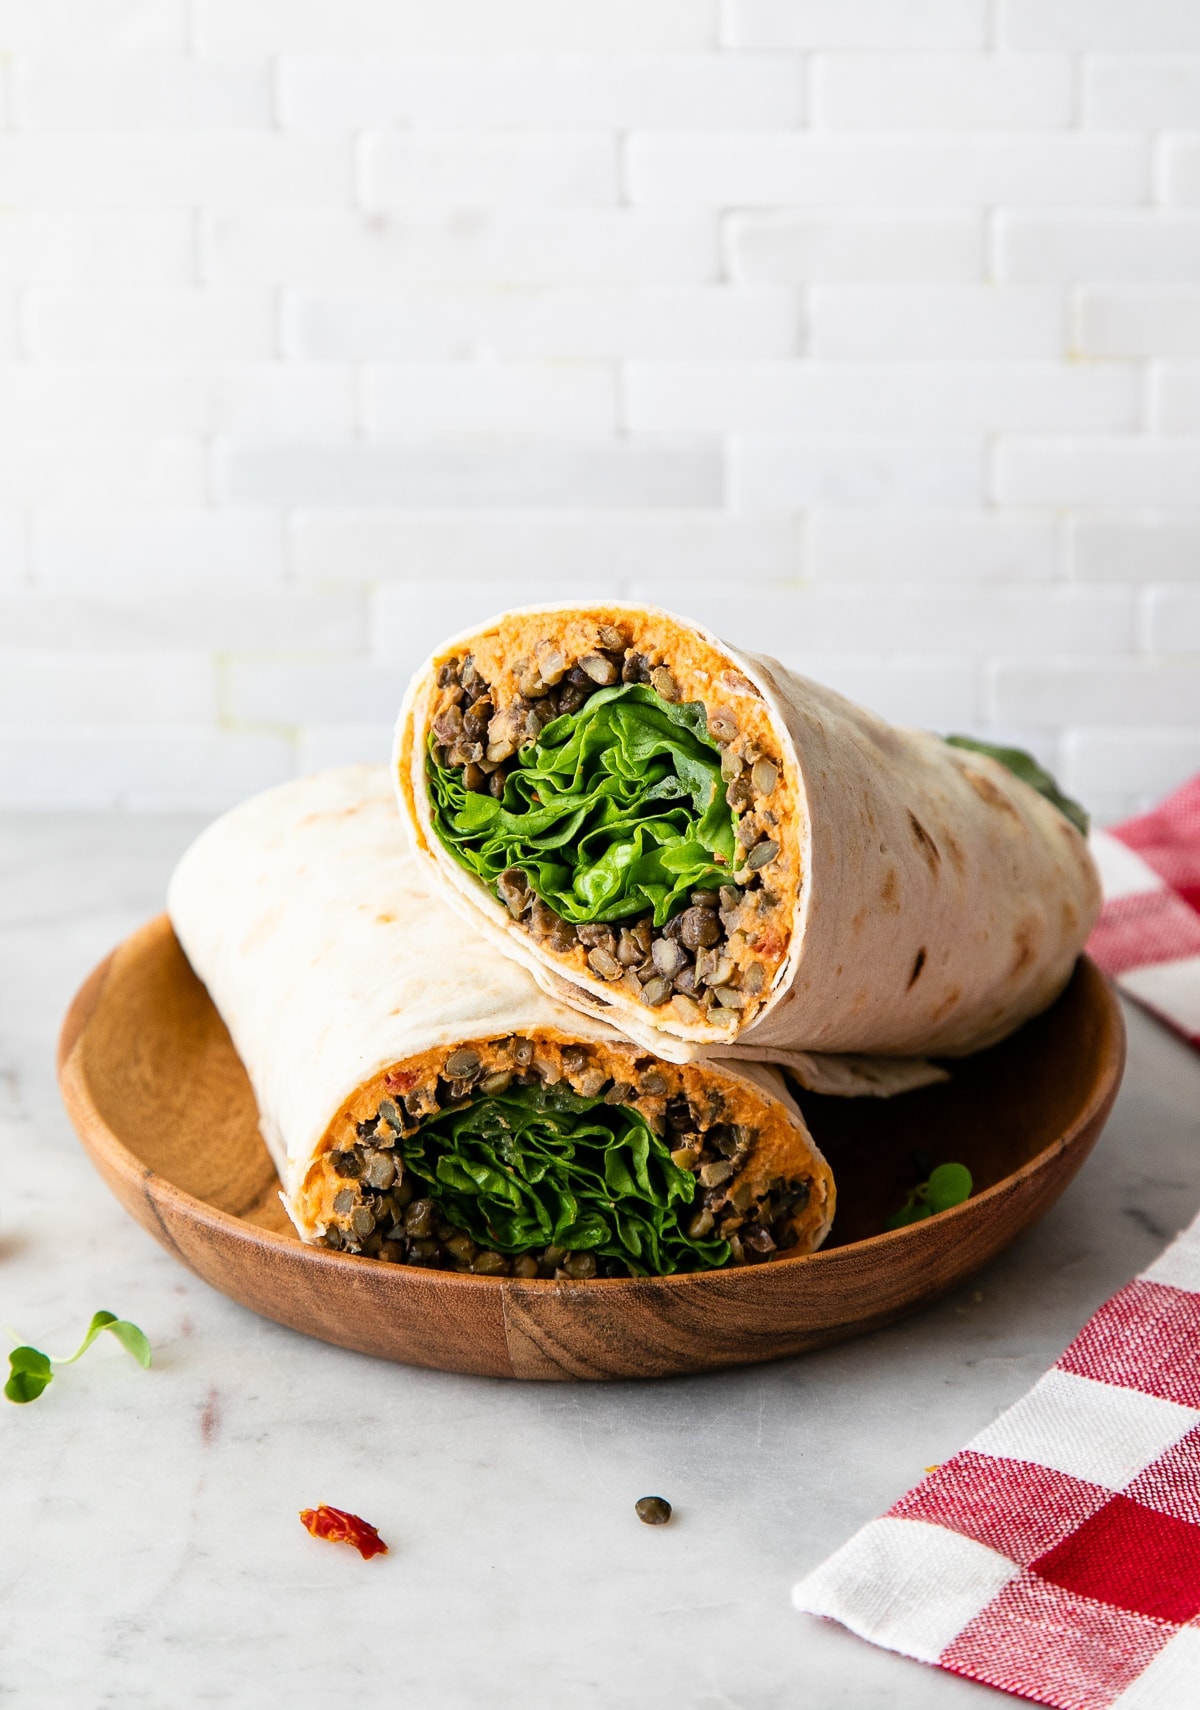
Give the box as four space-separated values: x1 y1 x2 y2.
427 683 736 927
401 1081 731 1276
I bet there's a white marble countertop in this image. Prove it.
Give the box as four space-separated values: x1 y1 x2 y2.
4 812 1200 1710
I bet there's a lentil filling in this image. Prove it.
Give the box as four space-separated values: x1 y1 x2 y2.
422 616 793 1032
310 1036 817 1278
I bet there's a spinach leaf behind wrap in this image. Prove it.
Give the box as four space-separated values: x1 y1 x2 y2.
428 683 736 927
401 1081 731 1276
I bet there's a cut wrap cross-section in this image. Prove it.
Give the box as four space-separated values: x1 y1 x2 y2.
395 602 1102 1079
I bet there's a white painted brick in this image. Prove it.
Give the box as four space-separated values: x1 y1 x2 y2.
804 659 981 729
34 510 283 591
24 292 274 361
996 439 1200 507
297 724 394 775
13 55 271 129
1070 517 1200 583
0 587 366 654
628 135 1145 207
361 134 619 208
0 513 25 586
223 658 410 726
371 578 627 670
1075 289 1200 358
0 360 352 434
0 136 350 209
647 623 981 725
1084 792 1143 826
0 727 293 811
811 513 1061 582
216 437 723 509
1164 141 1200 208
204 210 718 287
627 362 1138 433
363 364 617 434
290 509 800 584
1153 366 1200 433
285 286 797 360
279 53 805 131
0 212 192 285
1143 586 1200 653
1001 0 1200 51
0 2 185 53
0 294 17 360
0 366 203 433
726 213 981 282
0 435 204 506
814 55 1074 131
812 287 1063 358
1064 729 1200 799
729 0 986 50
1084 57 1200 128
627 582 1129 659
998 215 1200 284
991 661 1200 726
0 651 214 723
206 366 356 436
731 436 982 510
197 0 717 54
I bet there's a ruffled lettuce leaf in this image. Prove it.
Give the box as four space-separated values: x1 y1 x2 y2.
428 683 736 927
945 736 1089 836
400 1081 730 1276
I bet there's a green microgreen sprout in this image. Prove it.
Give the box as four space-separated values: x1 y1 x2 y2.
5 1311 152 1404
886 1163 974 1231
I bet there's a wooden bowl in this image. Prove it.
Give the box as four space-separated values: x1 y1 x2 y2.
58 917 1125 1382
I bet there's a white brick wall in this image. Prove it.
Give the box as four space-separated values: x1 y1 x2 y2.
2 5 1199 818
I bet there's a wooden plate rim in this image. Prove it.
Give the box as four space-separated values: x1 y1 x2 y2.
57 916 1127 1291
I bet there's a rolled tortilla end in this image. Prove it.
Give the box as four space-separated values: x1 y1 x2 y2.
167 766 834 1276
395 602 1101 1068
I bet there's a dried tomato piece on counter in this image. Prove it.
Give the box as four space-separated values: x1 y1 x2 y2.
299 1504 388 1560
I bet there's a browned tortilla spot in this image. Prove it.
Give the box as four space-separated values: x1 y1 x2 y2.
908 811 941 872
963 767 1021 817
1011 921 1041 976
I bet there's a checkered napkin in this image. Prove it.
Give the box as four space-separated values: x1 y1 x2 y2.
1088 776 1200 1048
794 779 1200 1707
794 1213 1200 1706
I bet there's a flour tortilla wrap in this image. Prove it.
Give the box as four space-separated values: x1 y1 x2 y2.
166 766 833 1275
395 603 1101 1075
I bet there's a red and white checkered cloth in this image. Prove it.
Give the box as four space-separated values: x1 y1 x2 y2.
1088 776 1200 1048
794 1215 1200 1707
794 778 1200 1708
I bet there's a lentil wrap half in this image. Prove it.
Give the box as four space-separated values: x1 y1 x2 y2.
395 602 1101 1073
166 766 834 1277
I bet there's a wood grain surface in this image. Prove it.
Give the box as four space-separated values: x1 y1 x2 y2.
58 915 1125 1381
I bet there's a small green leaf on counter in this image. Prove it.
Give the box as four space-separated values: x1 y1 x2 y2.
887 1163 973 1232
5 1347 53 1404
944 736 1089 837
57 1311 152 1370
5 1311 151 1405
